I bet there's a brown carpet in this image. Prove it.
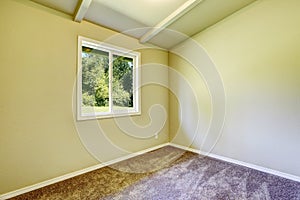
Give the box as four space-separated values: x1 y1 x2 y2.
9 146 300 200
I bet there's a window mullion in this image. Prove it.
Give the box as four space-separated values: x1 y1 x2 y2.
109 51 113 113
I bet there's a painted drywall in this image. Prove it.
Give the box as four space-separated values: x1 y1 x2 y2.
169 0 300 177
0 0 168 194
169 53 212 148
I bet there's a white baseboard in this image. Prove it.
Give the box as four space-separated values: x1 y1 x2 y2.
2 142 299 199
169 143 300 183
0 143 170 200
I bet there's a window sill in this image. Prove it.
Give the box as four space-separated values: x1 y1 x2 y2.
77 111 142 121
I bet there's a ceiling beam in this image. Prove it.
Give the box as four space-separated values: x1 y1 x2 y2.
140 0 203 44
74 0 93 22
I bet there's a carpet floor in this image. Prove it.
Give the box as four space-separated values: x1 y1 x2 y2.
10 146 300 200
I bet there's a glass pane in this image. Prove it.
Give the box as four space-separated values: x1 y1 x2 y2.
112 55 134 111
81 46 109 115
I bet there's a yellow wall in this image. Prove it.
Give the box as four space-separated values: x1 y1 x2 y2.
169 0 300 176
169 53 212 146
0 0 168 194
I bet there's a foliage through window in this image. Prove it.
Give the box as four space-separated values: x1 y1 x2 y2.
77 36 141 120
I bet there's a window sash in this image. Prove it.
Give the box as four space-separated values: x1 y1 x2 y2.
77 36 141 120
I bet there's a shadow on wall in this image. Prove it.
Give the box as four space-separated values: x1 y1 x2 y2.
169 53 213 152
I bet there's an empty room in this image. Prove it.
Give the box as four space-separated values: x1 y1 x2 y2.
0 0 300 199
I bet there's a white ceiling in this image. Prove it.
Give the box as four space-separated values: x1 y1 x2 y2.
93 0 189 26
31 0 256 49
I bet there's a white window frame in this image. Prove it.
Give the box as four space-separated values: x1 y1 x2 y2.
77 36 141 120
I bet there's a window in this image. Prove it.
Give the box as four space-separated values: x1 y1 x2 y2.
77 36 141 120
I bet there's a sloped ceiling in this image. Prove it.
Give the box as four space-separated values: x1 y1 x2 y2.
31 0 256 49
